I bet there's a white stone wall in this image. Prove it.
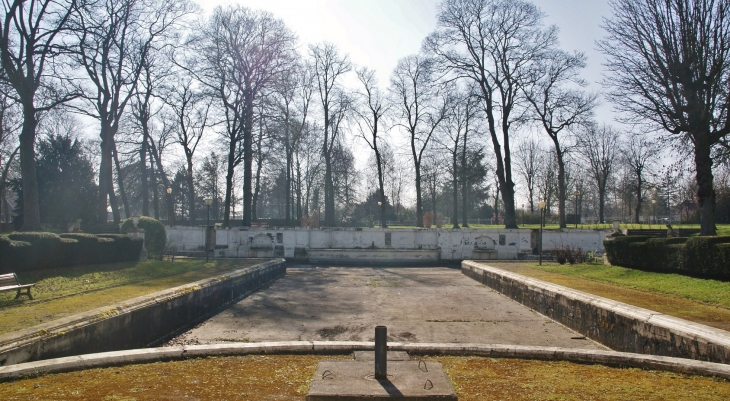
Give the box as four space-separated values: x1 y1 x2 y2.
165 226 610 261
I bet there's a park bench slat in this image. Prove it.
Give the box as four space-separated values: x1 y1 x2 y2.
0 273 35 300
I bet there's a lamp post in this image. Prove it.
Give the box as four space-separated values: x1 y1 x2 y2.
651 199 657 226
378 202 385 228
538 201 546 266
166 187 174 224
205 198 213 262
573 190 580 228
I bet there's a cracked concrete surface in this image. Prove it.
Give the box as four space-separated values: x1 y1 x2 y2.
168 266 606 349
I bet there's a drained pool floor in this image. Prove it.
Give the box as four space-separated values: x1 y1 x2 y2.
168 266 605 349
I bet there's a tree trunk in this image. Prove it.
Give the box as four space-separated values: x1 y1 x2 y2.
552 139 567 229
97 125 115 224
324 155 334 226
113 143 130 219
634 179 643 224
242 93 254 226
694 134 716 235
151 156 159 219
415 162 423 227
452 152 459 229
223 132 236 228
375 148 387 229
461 132 469 228
598 178 607 224
186 154 195 224
140 138 149 216
19 104 41 231
296 154 302 223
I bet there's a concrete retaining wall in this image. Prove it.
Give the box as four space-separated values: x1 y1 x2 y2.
0 259 286 366
461 261 730 364
167 226 609 262
3 342 730 383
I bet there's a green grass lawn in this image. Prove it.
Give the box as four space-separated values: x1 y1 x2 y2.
489 261 730 331
381 223 730 231
527 262 730 307
0 258 263 335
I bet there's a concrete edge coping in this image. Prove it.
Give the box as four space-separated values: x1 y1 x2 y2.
1 341 729 383
461 260 730 345
0 259 286 350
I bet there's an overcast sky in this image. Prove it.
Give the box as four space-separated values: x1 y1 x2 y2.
202 0 616 123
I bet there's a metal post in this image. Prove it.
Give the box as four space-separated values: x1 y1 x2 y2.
206 203 210 263
375 326 387 380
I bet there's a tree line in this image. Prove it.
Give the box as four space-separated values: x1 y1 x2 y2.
0 0 729 235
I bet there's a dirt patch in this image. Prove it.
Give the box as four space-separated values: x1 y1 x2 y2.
316 325 348 340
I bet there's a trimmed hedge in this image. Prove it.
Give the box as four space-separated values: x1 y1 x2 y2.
120 217 166 258
605 236 730 280
0 232 143 274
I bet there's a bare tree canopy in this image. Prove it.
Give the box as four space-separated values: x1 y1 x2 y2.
599 0 730 235
426 0 557 228
390 54 448 227
354 67 389 228
187 5 297 227
578 124 621 223
309 42 351 227
524 49 597 228
1 0 78 230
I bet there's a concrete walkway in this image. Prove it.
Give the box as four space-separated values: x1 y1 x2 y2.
169 266 606 349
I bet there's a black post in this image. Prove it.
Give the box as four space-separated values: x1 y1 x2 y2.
375 326 387 380
206 203 211 263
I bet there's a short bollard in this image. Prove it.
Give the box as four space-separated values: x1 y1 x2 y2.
375 325 387 380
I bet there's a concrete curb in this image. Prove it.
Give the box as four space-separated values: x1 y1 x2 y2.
0 259 286 366
1 341 729 383
462 260 730 364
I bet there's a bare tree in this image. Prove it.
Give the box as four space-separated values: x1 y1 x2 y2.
436 87 477 228
390 55 448 227
426 0 556 228
523 49 597 228
185 6 296 227
623 132 659 223
309 43 351 226
578 124 621 223
162 75 211 224
0 93 20 224
599 0 730 235
1 0 78 230
354 67 390 228
514 138 541 213
71 0 192 224
272 61 312 225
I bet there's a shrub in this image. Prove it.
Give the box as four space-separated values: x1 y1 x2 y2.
0 236 32 274
553 245 585 265
120 217 166 258
605 235 730 280
0 232 142 273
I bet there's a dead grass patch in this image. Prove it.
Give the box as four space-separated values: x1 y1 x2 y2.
0 355 727 400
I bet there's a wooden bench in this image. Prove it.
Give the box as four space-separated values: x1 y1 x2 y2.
0 273 35 300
